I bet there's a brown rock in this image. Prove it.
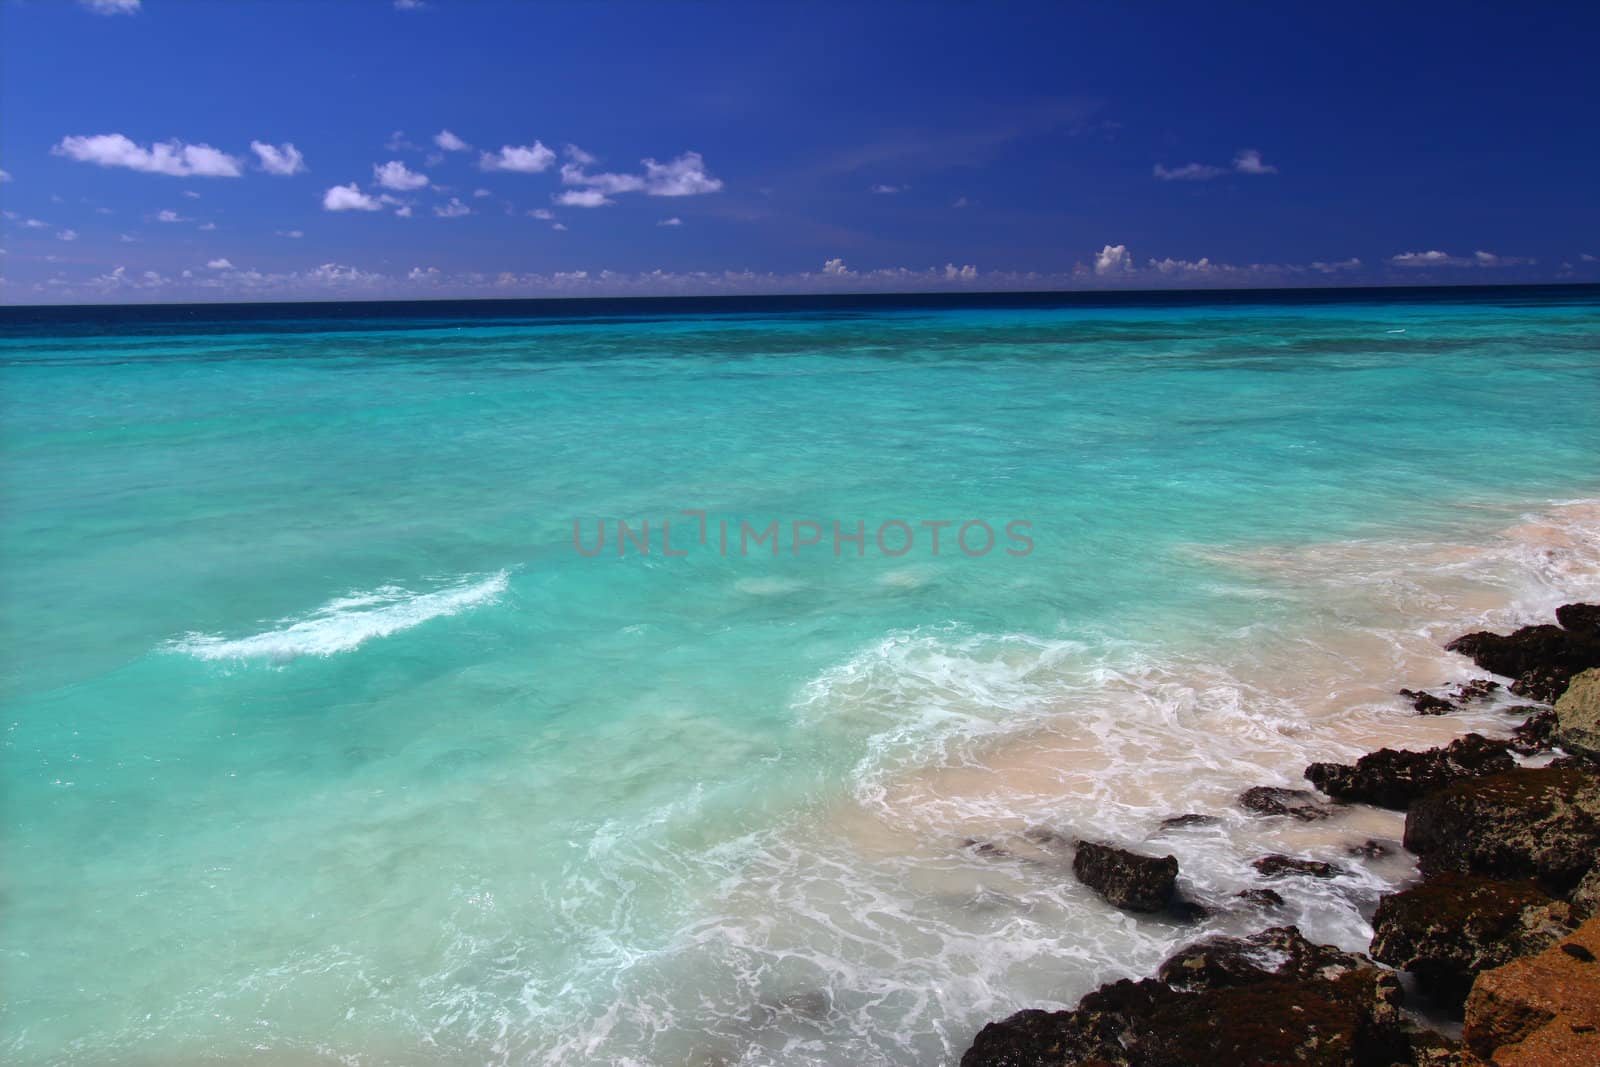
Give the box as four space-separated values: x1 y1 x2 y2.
1463 916 1600 1063
1554 667 1600 760
1306 734 1515 810
1254 854 1344 879
1073 841 1178 913
1239 785 1333 820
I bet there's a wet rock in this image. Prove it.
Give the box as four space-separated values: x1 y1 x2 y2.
1402 688 1459 715
1554 668 1600 760
1463 916 1600 1063
1021 826 1071 851
1451 679 1502 704
1446 618 1600 705
1556 602 1600 635
1166 899 1210 923
1404 768 1600 891
1349 839 1395 859
1370 872 1573 1010
1237 887 1285 908
1509 708 1560 755
1157 925 1375 992
1158 813 1219 830
960 838 1011 859
1254 854 1344 879
1073 841 1178 913
960 942 1409 1066
1239 785 1334 820
1306 734 1515 810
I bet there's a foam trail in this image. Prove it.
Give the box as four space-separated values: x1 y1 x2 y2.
170 570 510 661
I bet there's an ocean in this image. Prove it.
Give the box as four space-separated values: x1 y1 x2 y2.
3 286 1599 1065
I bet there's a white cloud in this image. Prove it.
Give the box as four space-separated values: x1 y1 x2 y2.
1233 148 1277 175
480 142 556 173
644 151 722 196
565 144 598 165
207 258 234 269
526 208 554 220
1391 250 1468 267
156 209 189 223
822 257 851 276
80 0 140 14
434 129 469 152
276 229 304 238
0 169 12 183
943 263 977 280
472 188 491 198
374 160 429 191
1154 162 1224 181
322 183 383 211
434 197 471 218
555 189 613 208
198 221 216 231
952 196 969 208
54 133 243 177
1474 250 1501 265
1094 244 1133 274
395 0 425 9
872 183 905 194
394 205 414 218
23 218 50 228
657 217 683 226
57 229 79 241
560 158 645 194
182 190 201 199
551 222 568 231
1149 256 1217 274
251 141 307 176
1311 258 1362 273
1580 253 1597 263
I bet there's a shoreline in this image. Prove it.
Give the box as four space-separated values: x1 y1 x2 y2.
957 598 1600 1065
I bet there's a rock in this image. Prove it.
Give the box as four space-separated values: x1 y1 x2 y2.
1349 839 1394 858
1510 709 1560 755
1463 916 1600 1064
1446 619 1600 705
961 838 1011 859
1158 813 1219 830
1452 679 1502 703
1556 603 1600 634
1254 854 1343 879
1073 841 1178 913
1238 887 1285 908
1370 872 1573 1010
1239 785 1333 820
1571 867 1600 920
1403 688 1459 714
1157 925 1375 992
960 930 1410 1067
1306 734 1515 810
1404 768 1600 891
1554 668 1600 759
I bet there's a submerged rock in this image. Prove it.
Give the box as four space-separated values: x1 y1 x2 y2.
1254 854 1344 879
1073 841 1178 913
1509 708 1560 756
961 926 1410 1067
1402 688 1459 715
1404 767 1600 891
1554 667 1600 760
1370 872 1573 1010
1463 916 1600 1063
1158 813 1220 830
1305 734 1515 810
1239 785 1334 820
1237 887 1285 909
1452 679 1502 703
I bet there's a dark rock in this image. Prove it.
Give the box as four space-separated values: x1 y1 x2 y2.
1445 619 1600 704
1166 899 1210 923
1305 734 1515 810
1401 688 1458 715
1557 602 1600 634
1157 925 1375 992
1348 839 1394 858
1254 854 1343 879
1404 767 1600 892
960 931 1408 1067
1451 678 1501 703
1370 872 1573 1011
961 838 1011 859
1158 813 1219 830
1073 841 1178 913
1237 888 1285 908
1239 785 1333 820
1509 708 1560 755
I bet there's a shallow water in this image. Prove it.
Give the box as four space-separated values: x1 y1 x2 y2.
2 290 1599 1064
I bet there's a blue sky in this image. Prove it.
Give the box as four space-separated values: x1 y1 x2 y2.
2 0 1597 303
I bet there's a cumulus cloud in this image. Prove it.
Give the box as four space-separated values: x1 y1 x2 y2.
526 208 554 220
434 197 471 218
555 189 613 208
560 157 646 195
155 209 189 223
657 217 683 226
551 222 568 231
1149 256 1217 274
57 229 79 241
643 151 722 196
373 160 429 190
207 258 234 269
1233 148 1277 175
480 142 556 173
1094 244 1134 274
943 263 977 280
251 141 306 176
322 183 383 211
472 188 491 198
435 129 469 152
1388 249 1524 268
822 257 851 276
80 0 140 14
54 133 243 177
1311 258 1362 273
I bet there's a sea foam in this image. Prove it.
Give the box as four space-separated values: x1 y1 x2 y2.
169 570 510 661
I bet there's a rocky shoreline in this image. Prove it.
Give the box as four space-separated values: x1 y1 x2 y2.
960 604 1600 1066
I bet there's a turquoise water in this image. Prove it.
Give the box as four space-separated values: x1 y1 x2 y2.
3 290 1600 1064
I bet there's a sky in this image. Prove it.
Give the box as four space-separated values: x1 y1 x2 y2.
1 0 1597 304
